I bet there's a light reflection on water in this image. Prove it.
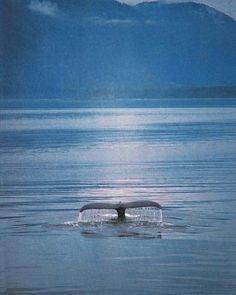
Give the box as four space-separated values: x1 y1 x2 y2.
1 107 236 295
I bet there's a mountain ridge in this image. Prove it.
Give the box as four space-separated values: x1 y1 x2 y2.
1 0 236 100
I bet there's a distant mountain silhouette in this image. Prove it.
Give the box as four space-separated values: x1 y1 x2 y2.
1 0 236 99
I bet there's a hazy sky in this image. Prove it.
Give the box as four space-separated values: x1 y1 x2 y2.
119 0 236 20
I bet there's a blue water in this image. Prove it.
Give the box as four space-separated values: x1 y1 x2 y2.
1 107 236 294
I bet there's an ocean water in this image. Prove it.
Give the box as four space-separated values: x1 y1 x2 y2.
0 107 236 295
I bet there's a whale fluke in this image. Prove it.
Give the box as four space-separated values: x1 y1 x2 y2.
80 200 162 219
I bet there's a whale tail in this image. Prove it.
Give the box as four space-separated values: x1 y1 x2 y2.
80 200 162 219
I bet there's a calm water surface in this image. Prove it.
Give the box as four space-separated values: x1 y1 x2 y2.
1 107 236 294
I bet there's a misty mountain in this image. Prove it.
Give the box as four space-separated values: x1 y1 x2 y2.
1 0 236 99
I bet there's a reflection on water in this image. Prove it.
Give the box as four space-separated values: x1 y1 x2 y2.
1 107 236 295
